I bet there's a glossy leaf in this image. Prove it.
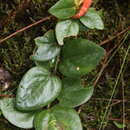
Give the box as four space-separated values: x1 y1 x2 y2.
31 30 60 62
34 106 82 130
58 78 94 108
80 8 104 30
49 0 76 19
16 66 62 111
0 98 35 129
56 20 79 45
59 38 105 77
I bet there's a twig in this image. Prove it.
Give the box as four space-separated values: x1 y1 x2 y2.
121 74 126 130
54 55 60 74
93 32 129 87
0 16 52 44
78 105 84 114
109 100 121 107
109 118 130 123
99 26 130 46
91 98 128 102
93 56 107 87
0 94 14 97
99 41 130 130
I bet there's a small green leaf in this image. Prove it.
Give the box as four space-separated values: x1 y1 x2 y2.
58 78 94 108
16 66 62 111
56 20 79 45
31 30 60 62
113 121 126 129
0 98 35 129
59 38 105 77
80 8 104 30
49 0 76 19
35 58 56 70
34 106 83 130
34 30 56 45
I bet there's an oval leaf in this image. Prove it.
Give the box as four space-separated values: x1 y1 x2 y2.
16 66 62 111
49 0 76 19
35 58 56 70
59 38 105 77
58 78 94 108
34 106 82 130
31 30 60 62
56 20 79 45
80 8 104 30
0 98 35 129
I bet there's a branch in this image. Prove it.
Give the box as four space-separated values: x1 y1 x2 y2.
0 94 14 97
99 26 130 46
0 16 52 44
93 26 130 87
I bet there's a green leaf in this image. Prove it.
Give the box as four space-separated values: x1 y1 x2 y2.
16 66 62 111
34 106 82 130
56 20 79 45
31 30 60 62
113 121 126 129
80 8 104 30
0 98 35 129
35 30 56 45
35 58 56 70
59 38 105 77
49 0 76 19
58 78 94 108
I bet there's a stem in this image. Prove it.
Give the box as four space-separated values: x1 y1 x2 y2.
54 55 60 74
99 26 130 46
0 94 14 97
0 16 52 44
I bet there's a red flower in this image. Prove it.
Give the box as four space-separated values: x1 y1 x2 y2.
73 0 92 19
